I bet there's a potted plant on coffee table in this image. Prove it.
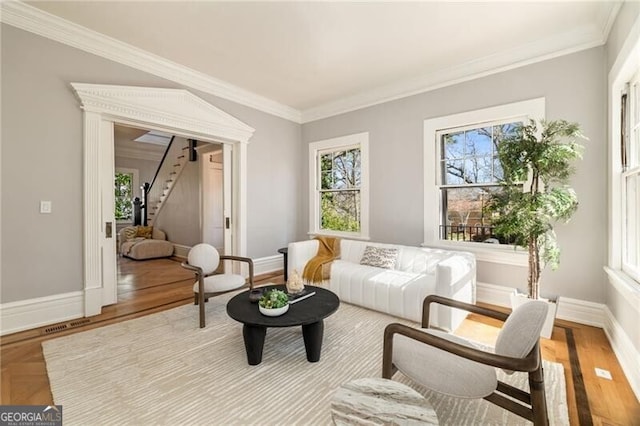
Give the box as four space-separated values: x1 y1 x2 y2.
485 119 586 338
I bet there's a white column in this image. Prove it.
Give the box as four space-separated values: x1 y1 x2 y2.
83 111 103 316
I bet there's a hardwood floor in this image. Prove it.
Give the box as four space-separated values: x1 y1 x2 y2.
1 257 638 425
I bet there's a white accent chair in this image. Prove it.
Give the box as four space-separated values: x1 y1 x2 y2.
181 243 254 328
383 295 550 425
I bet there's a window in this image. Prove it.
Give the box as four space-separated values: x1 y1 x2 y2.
423 98 545 265
622 71 640 282
114 168 139 223
438 121 520 244
309 133 369 239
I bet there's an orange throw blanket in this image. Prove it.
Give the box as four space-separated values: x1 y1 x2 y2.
302 236 340 283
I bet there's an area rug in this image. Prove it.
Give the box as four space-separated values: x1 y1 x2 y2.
43 292 569 425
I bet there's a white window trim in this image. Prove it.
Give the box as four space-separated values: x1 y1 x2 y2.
115 167 139 224
423 98 545 266
308 132 370 240
608 16 640 288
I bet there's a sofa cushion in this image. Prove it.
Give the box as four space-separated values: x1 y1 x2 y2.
122 227 138 242
136 225 154 239
125 239 173 260
329 260 436 322
340 239 453 274
360 246 398 269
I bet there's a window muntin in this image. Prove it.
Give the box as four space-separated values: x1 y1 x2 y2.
437 121 521 244
622 74 640 281
309 133 369 239
319 147 361 232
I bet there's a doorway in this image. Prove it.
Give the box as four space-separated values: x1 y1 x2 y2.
113 124 231 303
73 83 254 316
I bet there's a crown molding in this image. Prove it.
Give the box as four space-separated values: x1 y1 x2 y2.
0 1 301 123
301 23 609 123
1 1 621 125
599 1 623 43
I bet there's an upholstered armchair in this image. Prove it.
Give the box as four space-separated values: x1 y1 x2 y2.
182 243 254 328
383 295 550 425
119 225 174 260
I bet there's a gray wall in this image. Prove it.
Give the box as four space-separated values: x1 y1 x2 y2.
153 161 201 247
302 47 607 303
606 1 640 72
0 24 301 303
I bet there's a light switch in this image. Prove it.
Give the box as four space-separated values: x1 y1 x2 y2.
40 201 52 214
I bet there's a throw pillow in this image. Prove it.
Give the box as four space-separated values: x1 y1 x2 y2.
135 226 153 239
360 246 398 269
123 227 137 242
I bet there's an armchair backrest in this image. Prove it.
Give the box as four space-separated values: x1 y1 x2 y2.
187 243 220 275
495 300 549 363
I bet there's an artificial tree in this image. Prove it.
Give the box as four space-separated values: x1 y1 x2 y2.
486 119 586 300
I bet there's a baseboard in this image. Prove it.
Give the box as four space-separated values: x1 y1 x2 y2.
476 281 513 308
172 244 190 259
476 282 607 328
603 306 640 401
254 254 284 277
556 296 606 327
0 291 84 336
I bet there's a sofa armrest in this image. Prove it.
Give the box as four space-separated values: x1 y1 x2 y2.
152 228 167 241
430 252 476 331
287 239 320 278
435 253 476 299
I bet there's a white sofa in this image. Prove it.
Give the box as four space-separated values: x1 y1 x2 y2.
287 239 476 331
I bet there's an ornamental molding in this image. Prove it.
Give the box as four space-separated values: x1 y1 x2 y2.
0 0 300 123
71 83 255 144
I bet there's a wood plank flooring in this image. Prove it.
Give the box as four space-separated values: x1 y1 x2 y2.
1 257 638 425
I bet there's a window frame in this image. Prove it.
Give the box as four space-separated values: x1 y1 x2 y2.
607 22 640 294
114 167 139 224
308 132 370 240
436 119 525 244
423 98 545 266
621 72 640 282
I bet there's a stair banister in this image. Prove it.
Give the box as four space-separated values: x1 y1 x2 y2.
141 136 175 226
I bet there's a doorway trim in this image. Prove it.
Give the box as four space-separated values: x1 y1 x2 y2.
72 83 255 316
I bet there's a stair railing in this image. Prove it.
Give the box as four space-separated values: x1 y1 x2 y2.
141 136 175 226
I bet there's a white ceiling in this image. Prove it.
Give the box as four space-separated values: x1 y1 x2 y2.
26 1 620 121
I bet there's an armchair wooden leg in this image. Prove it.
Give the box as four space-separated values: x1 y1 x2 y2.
199 291 206 328
529 366 549 426
194 294 198 305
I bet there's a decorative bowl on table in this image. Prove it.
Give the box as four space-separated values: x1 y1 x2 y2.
249 288 263 303
258 289 289 317
259 304 289 316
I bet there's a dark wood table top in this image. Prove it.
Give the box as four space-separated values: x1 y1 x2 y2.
226 285 339 328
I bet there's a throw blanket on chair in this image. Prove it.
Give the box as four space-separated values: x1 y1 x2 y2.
302 237 340 283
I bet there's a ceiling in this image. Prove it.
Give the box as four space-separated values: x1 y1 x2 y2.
114 125 165 161
26 1 620 121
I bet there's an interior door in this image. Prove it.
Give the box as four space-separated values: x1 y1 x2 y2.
202 154 224 252
222 143 232 255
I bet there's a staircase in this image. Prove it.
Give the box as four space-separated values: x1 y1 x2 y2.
147 139 190 226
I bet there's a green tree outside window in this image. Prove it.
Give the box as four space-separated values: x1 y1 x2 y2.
319 148 361 232
115 172 133 221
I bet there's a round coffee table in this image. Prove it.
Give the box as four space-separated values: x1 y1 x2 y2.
226 285 340 365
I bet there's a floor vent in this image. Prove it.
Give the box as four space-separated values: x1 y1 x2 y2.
42 318 91 335
42 324 68 335
69 318 91 328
